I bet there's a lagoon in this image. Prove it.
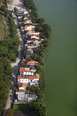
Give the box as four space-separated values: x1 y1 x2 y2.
34 0 77 116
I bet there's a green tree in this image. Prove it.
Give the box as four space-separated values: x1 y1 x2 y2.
37 18 45 24
14 7 18 13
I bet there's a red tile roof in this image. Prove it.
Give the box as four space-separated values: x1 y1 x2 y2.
17 74 40 80
29 74 40 80
19 67 31 72
18 83 27 88
18 75 23 79
27 30 35 33
26 61 39 66
24 25 35 28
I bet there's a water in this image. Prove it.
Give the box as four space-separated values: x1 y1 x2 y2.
34 0 77 116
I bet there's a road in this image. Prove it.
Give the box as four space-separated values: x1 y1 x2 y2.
3 1 24 115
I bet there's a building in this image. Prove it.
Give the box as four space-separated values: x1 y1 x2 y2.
29 74 40 83
17 75 31 84
26 61 39 66
18 83 27 91
26 31 40 37
30 35 40 40
24 25 35 31
19 67 34 76
16 11 29 16
17 93 38 102
17 74 40 84
24 19 32 24
25 41 40 49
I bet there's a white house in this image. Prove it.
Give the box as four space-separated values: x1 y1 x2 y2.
30 35 40 40
17 75 31 84
17 93 38 102
19 67 34 76
26 31 40 37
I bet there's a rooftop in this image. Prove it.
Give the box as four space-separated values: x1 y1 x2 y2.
29 74 40 80
26 61 39 66
19 67 31 72
17 74 40 80
24 25 35 28
18 83 27 88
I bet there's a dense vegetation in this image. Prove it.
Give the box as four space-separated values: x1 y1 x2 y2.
0 5 20 62
0 57 12 116
7 102 48 116
0 4 20 115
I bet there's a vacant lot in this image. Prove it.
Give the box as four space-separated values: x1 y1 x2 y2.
0 20 9 41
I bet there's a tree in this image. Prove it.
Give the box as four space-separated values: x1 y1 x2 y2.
0 46 8 57
37 18 45 24
8 53 16 62
35 25 43 32
0 57 12 115
14 7 18 13
21 47 27 59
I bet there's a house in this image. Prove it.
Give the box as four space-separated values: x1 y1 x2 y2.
26 61 39 66
17 73 40 84
18 83 27 91
17 93 38 102
16 11 29 16
25 40 40 49
26 31 40 38
26 40 41 44
19 65 36 73
29 35 40 40
29 74 40 83
24 19 32 24
19 67 34 76
24 25 35 31
17 75 31 84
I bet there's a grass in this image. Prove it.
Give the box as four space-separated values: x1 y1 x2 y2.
0 16 9 41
